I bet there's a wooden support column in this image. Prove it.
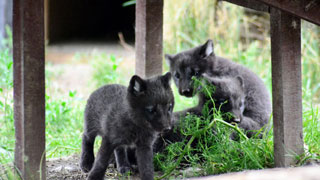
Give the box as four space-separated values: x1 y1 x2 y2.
13 0 45 179
135 0 163 78
270 8 304 167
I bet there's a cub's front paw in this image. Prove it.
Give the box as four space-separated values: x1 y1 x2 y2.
87 170 105 180
80 156 94 173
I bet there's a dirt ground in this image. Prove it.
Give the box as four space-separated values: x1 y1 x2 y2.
46 154 320 180
46 154 140 180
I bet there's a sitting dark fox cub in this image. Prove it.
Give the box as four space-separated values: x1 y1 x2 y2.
202 74 263 138
166 40 271 137
80 73 174 180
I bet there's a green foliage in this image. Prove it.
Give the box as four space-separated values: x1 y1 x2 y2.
45 91 85 158
1 25 13 49
154 80 274 179
0 48 13 89
301 23 320 103
0 159 21 180
298 103 320 165
89 53 123 88
0 46 14 165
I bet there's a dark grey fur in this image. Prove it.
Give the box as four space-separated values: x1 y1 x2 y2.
166 39 271 137
80 73 174 180
202 74 245 123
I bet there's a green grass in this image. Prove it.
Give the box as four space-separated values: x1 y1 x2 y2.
86 53 124 88
0 46 14 165
45 91 84 158
154 79 274 179
0 1 320 179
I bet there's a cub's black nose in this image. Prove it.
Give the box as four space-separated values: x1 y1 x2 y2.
162 127 171 134
181 89 193 97
182 89 190 94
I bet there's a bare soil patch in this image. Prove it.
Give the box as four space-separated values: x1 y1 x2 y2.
46 154 140 180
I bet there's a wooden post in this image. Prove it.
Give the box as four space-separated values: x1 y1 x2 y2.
135 0 163 78
45 0 49 44
13 0 45 179
270 8 304 167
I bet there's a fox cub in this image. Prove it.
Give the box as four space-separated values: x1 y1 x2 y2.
202 74 245 124
166 39 271 137
80 72 174 180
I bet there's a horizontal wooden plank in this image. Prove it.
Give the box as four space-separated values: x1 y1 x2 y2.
256 0 320 26
222 0 269 12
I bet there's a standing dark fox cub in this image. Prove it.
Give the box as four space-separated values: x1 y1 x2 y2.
80 72 174 180
166 39 271 137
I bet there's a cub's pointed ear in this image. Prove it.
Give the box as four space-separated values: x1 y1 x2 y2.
165 54 174 66
236 76 244 89
202 73 211 80
204 74 220 86
202 73 217 83
161 72 172 88
128 75 146 96
199 39 214 58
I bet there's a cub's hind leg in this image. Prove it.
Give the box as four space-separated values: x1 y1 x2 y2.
114 146 132 174
80 132 97 173
87 137 116 180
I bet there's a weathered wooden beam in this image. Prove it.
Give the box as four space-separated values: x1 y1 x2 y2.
256 0 320 26
45 0 49 44
135 0 163 78
270 8 304 167
13 0 45 179
222 0 269 12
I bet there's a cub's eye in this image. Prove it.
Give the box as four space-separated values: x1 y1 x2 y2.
190 68 200 77
168 103 173 112
195 71 200 76
216 98 228 104
174 72 180 79
145 106 156 114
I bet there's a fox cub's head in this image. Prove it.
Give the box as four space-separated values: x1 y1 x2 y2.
203 74 245 123
166 40 214 97
127 72 174 133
